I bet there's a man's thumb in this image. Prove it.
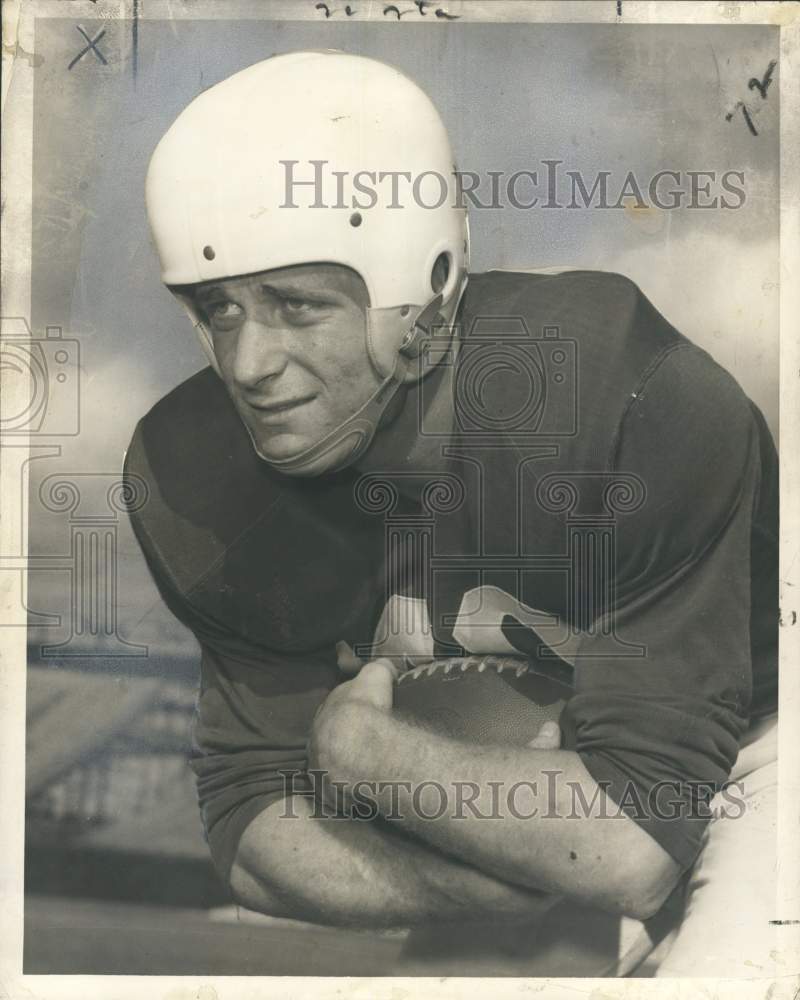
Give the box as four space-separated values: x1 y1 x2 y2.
352 658 398 710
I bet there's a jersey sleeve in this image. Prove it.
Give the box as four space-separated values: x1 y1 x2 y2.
190 636 338 884
562 344 776 871
123 424 340 885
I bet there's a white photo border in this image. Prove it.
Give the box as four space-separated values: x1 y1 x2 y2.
1 2 798 998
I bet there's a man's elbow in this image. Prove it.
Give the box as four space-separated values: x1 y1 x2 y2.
228 857 303 921
229 849 387 929
225 801 328 924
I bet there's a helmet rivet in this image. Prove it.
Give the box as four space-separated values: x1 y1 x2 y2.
203 245 216 261
349 212 362 228
400 305 410 317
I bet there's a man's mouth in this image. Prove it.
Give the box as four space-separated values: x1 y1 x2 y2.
246 394 316 419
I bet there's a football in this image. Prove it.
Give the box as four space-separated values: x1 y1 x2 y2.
393 654 576 750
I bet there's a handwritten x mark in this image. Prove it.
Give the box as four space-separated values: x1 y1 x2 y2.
68 25 107 70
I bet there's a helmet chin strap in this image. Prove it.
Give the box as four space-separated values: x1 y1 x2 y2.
183 278 466 477
254 292 447 477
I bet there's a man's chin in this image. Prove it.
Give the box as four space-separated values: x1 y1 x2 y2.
249 431 310 464
247 425 370 477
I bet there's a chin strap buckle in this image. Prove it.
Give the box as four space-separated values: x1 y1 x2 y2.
398 293 444 360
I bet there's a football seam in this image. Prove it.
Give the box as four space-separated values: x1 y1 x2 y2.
397 656 531 684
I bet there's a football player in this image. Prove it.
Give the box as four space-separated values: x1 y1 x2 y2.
127 51 779 976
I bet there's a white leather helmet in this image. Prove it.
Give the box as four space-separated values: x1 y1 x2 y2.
146 50 469 475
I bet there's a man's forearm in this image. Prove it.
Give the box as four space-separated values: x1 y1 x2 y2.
313 702 681 920
229 793 559 929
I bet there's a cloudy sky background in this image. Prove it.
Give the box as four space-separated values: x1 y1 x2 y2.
23 18 779 663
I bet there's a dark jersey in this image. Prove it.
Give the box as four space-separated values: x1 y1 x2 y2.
125 270 778 884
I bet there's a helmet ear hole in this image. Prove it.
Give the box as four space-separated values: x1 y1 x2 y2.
431 252 451 295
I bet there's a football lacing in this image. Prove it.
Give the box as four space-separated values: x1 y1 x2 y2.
396 656 531 683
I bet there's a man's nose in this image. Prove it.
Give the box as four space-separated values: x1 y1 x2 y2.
231 318 290 390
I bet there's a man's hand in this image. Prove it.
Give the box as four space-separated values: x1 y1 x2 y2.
320 655 399 715
328 647 563 749
319 647 563 758
526 719 561 750
309 653 562 815
307 657 399 811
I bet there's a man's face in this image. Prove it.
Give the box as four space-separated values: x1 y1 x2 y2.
192 263 378 463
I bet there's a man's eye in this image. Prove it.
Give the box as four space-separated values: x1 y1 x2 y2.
283 297 311 314
209 301 240 319
281 296 321 325
204 301 243 328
